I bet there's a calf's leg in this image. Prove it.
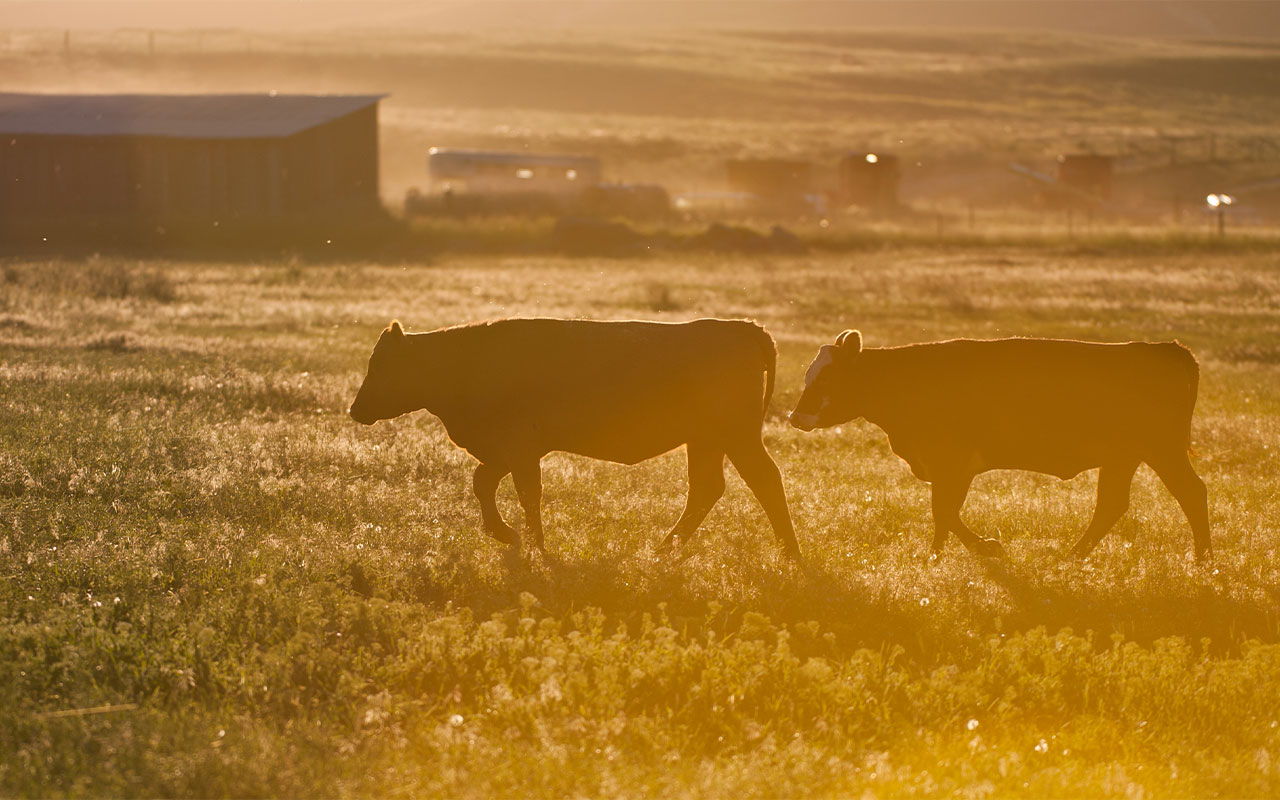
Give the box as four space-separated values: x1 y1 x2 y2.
930 475 1005 558
1068 461 1139 558
658 443 725 554
473 462 517 545
1147 450 1212 560
727 439 801 561
510 459 545 550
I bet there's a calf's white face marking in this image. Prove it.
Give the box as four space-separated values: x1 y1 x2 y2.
805 345 836 387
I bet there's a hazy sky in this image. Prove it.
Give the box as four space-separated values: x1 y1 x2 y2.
4 1 1280 36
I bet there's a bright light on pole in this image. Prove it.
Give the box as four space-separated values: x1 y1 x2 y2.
1206 193 1234 237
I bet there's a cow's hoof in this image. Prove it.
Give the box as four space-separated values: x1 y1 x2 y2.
973 538 1006 559
485 523 519 547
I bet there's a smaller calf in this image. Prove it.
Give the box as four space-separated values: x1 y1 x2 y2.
349 317 800 559
789 330 1211 560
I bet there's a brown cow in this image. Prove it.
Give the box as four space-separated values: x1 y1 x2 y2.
789 331 1210 559
350 318 800 559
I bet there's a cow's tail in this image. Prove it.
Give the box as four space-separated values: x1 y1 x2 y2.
1175 340 1200 456
755 323 777 420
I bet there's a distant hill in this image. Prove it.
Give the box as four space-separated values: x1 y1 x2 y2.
5 0 1280 38
6 18 1280 206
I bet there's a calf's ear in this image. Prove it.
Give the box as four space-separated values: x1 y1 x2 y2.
834 329 862 354
387 320 405 337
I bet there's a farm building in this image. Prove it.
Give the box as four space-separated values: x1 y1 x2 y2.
1057 154 1113 200
0 92 383 237
838 152 900 209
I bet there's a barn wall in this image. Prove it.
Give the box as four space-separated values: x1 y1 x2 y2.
281 105 379 217
0 135 137 222
0 103 381 237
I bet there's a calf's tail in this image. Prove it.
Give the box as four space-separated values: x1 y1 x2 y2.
1185 352 1200 456
756 323 777 419
1174 340 1200 455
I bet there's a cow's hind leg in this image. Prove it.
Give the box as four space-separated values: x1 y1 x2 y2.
510 459 545 550
473 462 517 546
658 443 726 556
1148 450 1212 560
931 475 1004 558
1068 461 1139 558
727 439 801 561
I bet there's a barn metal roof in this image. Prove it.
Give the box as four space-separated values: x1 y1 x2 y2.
0 93 384 139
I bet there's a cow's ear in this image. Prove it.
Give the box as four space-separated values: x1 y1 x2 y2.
387 320 404 337
834 329 862 354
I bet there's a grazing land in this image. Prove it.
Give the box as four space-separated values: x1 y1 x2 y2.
1 247 1278 796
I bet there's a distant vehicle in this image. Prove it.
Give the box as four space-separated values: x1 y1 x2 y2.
581 182 671 219
427 148 602 196
409 148 672 219
673 191 758 213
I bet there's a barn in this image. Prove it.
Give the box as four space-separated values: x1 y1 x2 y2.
0 92 383 239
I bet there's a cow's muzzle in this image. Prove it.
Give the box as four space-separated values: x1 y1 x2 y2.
788 412 818 431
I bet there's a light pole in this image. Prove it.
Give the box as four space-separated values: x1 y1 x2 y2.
1206 193 1234 238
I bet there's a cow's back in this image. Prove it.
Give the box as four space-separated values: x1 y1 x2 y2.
864 338 1198 477
430 318 774 463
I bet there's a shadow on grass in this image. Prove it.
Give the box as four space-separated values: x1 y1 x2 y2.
976 556 1279 655
395 530 1280 660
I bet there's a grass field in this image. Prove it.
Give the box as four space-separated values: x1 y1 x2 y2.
1 246 1278 796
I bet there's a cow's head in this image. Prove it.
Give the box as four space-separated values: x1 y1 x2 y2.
349 321 421 425
789 329 863 431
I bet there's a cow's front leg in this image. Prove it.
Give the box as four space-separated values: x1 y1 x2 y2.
473 462 517 546
510 459 545 551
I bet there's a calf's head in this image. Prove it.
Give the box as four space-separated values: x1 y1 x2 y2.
789 329 863 431
349 321 420 425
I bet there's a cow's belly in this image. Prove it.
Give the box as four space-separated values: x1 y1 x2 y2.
441 407 723 466
978 430 1120 479
982 452 1096 480
559 435 687 466
889 428 1110 482
542 409 701 464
